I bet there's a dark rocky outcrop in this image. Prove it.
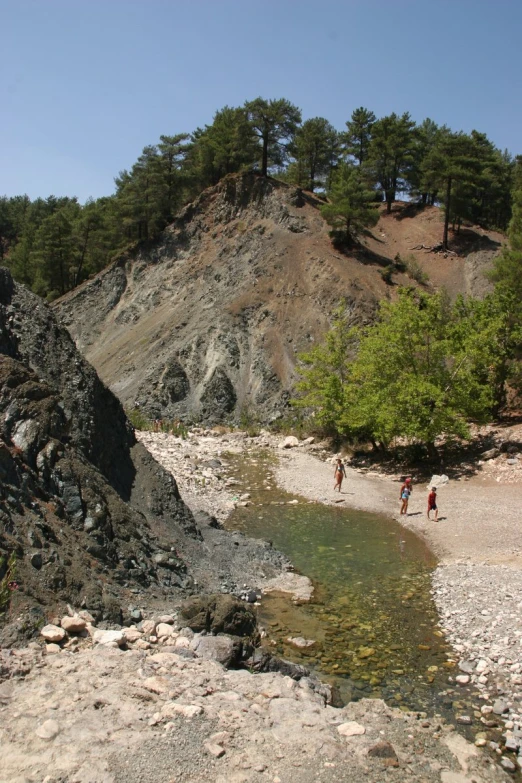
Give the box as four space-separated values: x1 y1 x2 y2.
179 593 257 637
0 269 286 643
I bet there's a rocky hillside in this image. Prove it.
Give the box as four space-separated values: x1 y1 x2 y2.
0 268 286 643
55 173 503 423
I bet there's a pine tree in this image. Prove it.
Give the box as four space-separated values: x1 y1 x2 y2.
421 128 481 248
366 113 416 213
320 164 379 244
292 117 339 191
342 107 375 166
244 98 301 177
188 106 259 190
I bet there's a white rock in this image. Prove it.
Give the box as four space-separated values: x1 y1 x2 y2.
204 742 225 758
175 636 191 649
92 629 124 647
156 623 174 638
456 674 470 685
45 643 61 655
156 615 175 625
35 719 60 740
337 721 365 737
286 637 316 648
278 436 299 449
123 628 143 643
60 616 87 634
141 620 156 635
41 625 66 643
162 703 203 718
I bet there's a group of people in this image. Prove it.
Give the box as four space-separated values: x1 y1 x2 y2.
399 477 439 521
333 459 440 521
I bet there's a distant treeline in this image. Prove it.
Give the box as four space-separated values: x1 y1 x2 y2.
0 98 517 300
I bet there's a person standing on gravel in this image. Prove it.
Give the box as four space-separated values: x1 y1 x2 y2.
399 477 412 515
427 487 438 521
334 459 347 492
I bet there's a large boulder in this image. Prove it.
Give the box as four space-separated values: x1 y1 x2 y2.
179 594 257 637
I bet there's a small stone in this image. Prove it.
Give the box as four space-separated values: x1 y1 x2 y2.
78 610 95 623
41 624 66 643
156 623 174 638
500 757 516 773
92 629 124 647
141 620 156 635
481 705 493 714
475 738 487 747
35 719 60 740
60 616 87 634
30 552 43 569
367 740 399 765
45 643 61 655
278 436 300 449
337 721 365 737
505 737 520 752
123 628 143 643
133 639 151 650
286 637 316 648
456 715 472 725
204 742 225 758
456 675 470 685
493 699 509 715
157 614 175 625
162 703 203 719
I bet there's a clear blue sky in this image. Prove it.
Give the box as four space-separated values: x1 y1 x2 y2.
2 0 521 202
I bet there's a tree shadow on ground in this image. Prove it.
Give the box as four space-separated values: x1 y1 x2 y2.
448 228 501 255
349 426 516 483
393 202 428 222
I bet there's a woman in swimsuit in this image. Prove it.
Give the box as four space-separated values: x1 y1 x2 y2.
399 477 412 515
334 459 346 492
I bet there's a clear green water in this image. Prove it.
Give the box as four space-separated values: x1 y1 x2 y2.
225 452 464 715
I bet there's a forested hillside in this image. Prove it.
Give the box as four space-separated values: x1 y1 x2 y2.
1 98 516 300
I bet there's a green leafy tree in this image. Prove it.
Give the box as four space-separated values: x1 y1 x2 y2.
342 107 376 166
367 112 416 213
320 164 379 244
487 158 522 403
292 117 339 191
294 290 505 449
293 305 355 434
244 98 301 177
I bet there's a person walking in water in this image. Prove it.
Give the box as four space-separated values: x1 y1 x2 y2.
399 477 412 515
334 459 347 492
427 486 438 522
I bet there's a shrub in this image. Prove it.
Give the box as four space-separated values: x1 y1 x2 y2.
405 255 429 285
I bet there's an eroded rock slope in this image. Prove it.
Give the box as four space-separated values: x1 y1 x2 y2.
55 172 501 424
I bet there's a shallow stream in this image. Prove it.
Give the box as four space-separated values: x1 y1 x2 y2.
225 451 488 730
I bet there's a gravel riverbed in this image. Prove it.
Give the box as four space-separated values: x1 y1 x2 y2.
138 428 522 770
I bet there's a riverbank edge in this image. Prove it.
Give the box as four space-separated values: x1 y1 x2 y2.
273 443 522 761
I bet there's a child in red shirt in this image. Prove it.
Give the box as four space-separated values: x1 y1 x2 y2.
427 487 438 522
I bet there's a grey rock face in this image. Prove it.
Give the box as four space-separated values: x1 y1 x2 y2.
54 173 384 424
0 270 286 642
